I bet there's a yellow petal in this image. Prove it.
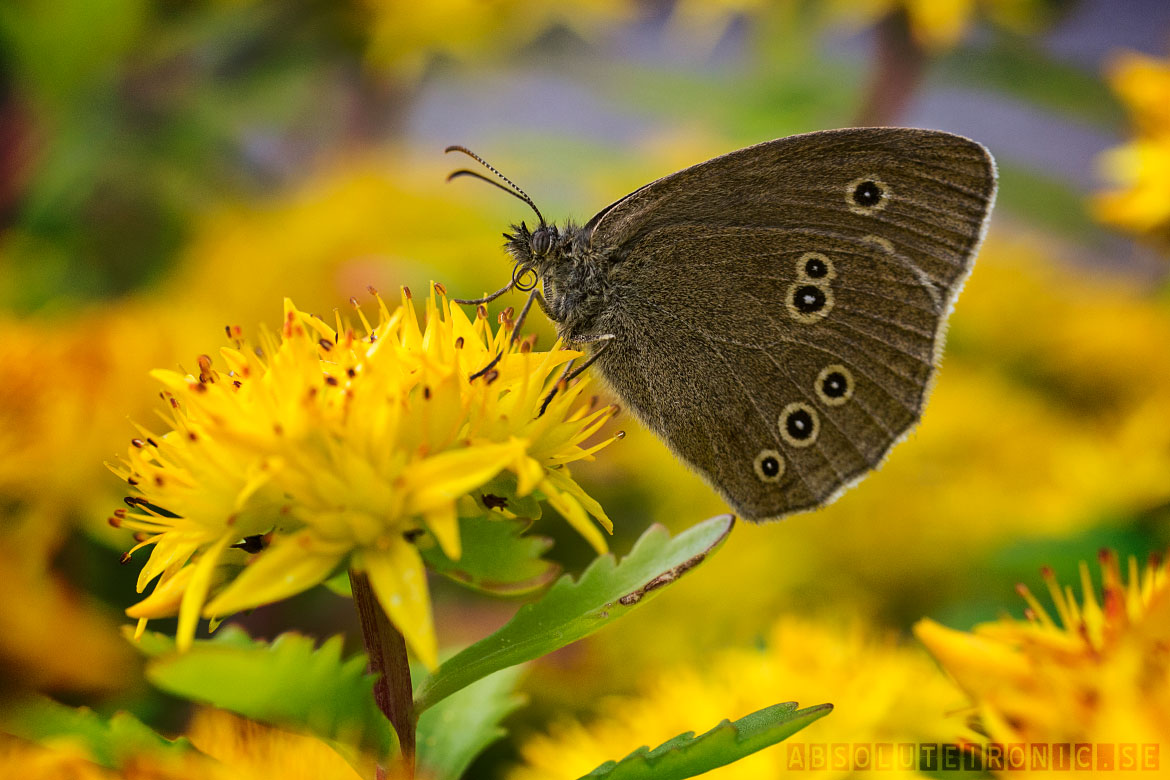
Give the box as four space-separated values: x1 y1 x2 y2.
176 533 234 652
424 502 461 561
405 441 520 513
539 477 607 554
126 565 197 619
360 542 437 670
203 531 346 617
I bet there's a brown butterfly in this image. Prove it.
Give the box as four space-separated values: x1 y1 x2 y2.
447 128 996 521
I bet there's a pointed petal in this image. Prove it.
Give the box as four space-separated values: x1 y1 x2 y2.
360 542 437 670
176 533 234 651
203 531 346 616
424 502 461 561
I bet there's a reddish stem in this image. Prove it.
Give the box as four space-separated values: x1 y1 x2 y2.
349 569 416 775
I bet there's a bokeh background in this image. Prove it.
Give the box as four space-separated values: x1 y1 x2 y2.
3 0 1170 777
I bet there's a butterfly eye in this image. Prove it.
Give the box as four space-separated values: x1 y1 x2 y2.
846 177 890 214
531 228 554 256
815 364 854 407
779 402 819 448
753 450 785 483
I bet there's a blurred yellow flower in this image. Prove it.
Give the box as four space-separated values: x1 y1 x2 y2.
916 549 1170 757
0 708 370 780
510 615 967 780
360 0 635 79
113 290 617 668
671 0 1049 51
1094 51 1170 247
185 708 365 780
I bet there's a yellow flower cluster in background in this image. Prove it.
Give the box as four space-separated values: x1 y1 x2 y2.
510 615 967 780
669 0 1051 52
1094 51 1170 249
360 0 634 78
917 549 1170 756
113 291 617 668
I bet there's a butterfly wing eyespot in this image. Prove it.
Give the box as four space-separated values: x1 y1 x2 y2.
778 402 820 448
753 450 785 483
796 252 836 281
846 176 890 214
786 282 834 324
815 364 855 406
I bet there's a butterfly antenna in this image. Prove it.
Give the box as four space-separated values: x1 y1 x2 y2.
444 145 545 226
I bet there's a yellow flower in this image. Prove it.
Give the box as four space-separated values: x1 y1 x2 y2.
359 0 635 79
1094 51 1170 247
185 708 366 780
112 289 617 669
0 709 371 780
915 549 1170 752
509 615 967 780
670 0 1049 52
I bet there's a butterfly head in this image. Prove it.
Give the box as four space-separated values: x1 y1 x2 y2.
504 221 563 291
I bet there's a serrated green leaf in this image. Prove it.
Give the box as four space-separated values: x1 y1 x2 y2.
416 666 526 780
581 701 833 780
414 515 735 712
142 627 394 761
0 696 191 769
421 515 560 596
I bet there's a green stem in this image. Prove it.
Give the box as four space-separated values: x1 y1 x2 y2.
350 569 416 775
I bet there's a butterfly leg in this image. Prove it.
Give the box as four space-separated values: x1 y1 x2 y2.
510 288 550 344
537 334 615 417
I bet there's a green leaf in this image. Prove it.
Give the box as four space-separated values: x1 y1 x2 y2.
0 696 191 769
421 515 560 596
140 626 394 761
580 701 833 780
414 515 735 712
416 666 526 780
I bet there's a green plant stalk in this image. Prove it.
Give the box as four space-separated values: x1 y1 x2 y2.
349 569 415 775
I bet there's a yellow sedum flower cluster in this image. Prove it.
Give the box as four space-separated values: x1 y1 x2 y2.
111 289 617 669
916 549 1170 751
1094 51 1170 248
510 615 967 779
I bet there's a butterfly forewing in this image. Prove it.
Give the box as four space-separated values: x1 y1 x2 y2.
584 128 996 520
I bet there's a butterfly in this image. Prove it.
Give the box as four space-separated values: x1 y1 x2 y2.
447 128 996 521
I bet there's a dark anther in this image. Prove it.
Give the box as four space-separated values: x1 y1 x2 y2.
131 438 145 448
120 552 132 565
347 367 356 378
402 286 412 299
793 285 826 313
434 281 446 296
484 369 500 384
231 535 267 553
423 386 432 399
455 337 464 349
318 338 333 351
785 409 814 439
853 180 882 207
324 375 339 386
482 494 508 510
403 528 426 543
